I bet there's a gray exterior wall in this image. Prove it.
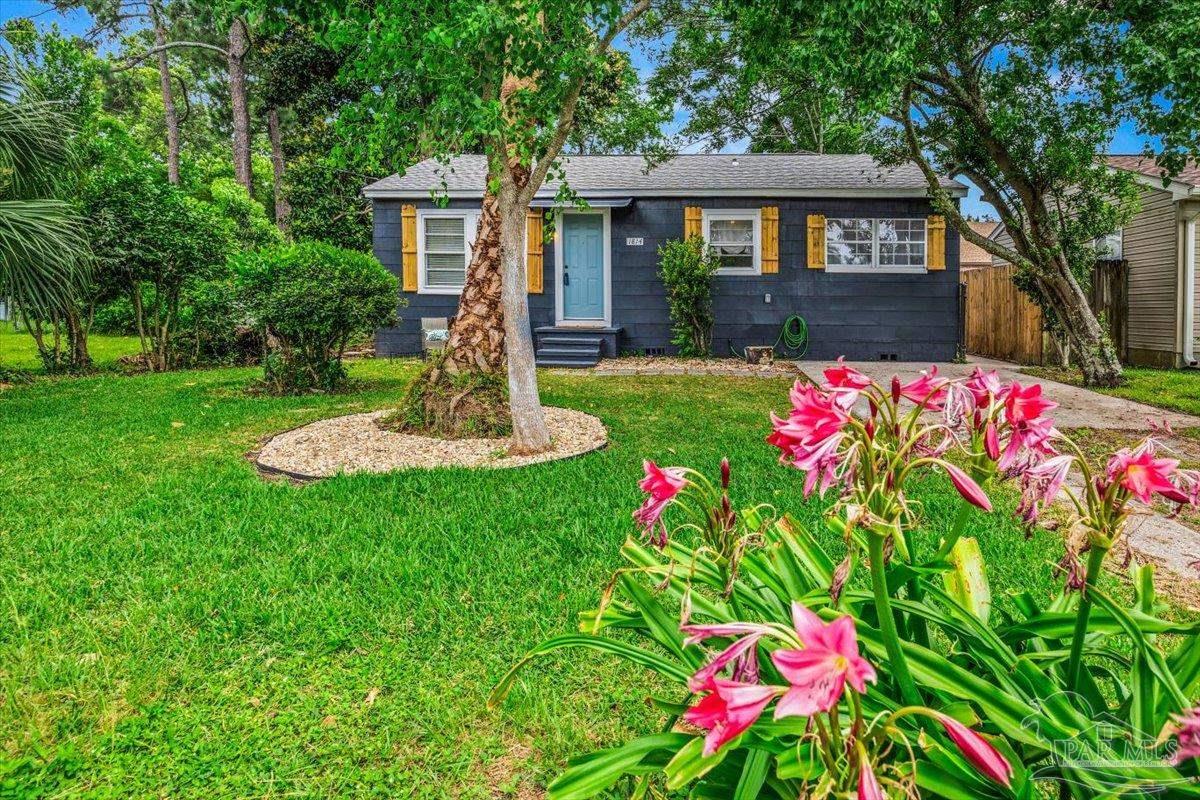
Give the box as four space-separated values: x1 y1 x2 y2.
374 196 961 361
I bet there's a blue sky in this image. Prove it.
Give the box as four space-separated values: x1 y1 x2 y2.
3 1 1161 219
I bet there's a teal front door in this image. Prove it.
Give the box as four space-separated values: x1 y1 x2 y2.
562 213 605 321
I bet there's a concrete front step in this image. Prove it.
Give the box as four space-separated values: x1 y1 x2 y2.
539 335 604 348
537 356 600 368
537 346 600 359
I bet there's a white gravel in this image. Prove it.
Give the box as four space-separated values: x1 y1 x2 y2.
255 407 608 478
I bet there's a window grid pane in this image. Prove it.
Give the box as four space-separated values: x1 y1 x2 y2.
826 218 873 266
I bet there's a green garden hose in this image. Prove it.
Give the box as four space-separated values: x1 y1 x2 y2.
729 314 809 359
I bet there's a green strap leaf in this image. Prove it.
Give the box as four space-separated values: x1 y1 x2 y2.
733 748 771 800
547 733 693 800
489 634 690 708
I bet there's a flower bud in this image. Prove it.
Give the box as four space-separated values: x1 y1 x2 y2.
720 457 731 489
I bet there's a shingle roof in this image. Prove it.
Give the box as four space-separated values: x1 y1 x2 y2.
960 220 999 268
363 153 966 198
1106 155 1200 189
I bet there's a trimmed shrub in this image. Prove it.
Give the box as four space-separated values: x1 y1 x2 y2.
658 236 720 357
236 242 399 393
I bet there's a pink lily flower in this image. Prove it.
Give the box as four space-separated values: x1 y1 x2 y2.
1170 706 1200 765
936 713 1014 788
1106 446 1182 504
632 461 687 546
857 761 885 800
1004 381 1057 425
822 357 873 409
771 603 877 718
1017 454 1074 522
640 460 687 500
896 366 949 410
682 678 780 756
942 462 993 512
998 415 1058 473
964 367 1004 408
687 634 764 692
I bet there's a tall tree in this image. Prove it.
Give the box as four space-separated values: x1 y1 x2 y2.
644 13 868 154
714 0 1187 386
292 0 663 452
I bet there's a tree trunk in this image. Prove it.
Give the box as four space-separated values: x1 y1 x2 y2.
499 160 551 455
267 108 289 232
388 184 511 438
1037 256 1122 386
444 189 506 374
150 4 181 185
227 18 253 194
66 305 90 370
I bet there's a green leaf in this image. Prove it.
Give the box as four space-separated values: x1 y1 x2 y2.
664 735 729 790
619 573 703 669
547 733 692 800
732 748 771 800
489 634 690 708
775 741 825 781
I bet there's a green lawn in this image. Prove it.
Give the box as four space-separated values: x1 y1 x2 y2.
1024 364 1200 417
0 321 141 372
0 361 1097 797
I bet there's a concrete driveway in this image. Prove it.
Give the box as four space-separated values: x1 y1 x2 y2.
802 356 1200 430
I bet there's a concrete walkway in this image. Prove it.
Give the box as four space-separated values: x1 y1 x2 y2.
815 357 1200 430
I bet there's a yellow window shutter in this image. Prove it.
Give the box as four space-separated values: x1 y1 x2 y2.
526 209 544 293
401 204 418 291
927 214 947 270
684 206 703 239
761 206 779 274
806 214 826 269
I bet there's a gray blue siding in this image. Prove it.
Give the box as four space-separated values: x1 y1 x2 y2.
374 196 960 361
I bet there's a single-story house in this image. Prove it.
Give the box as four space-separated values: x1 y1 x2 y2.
364 154 967 365
989 155 1199 368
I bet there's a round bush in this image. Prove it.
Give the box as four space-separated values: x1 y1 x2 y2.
236 242 399 392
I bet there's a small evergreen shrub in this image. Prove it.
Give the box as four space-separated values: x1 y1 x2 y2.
658 236 720 357
236 242 399 393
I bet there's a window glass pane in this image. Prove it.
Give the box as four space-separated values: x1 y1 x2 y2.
707 216 756 271
879 218 926 267
826 218 873 266
423 215 467 287
709 218 754 244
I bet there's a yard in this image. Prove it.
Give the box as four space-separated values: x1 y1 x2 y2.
1023 365 1200 418
0 360 1088 798
0 322 141 373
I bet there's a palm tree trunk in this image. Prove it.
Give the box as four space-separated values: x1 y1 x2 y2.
444 189 505 374
227 18 253 194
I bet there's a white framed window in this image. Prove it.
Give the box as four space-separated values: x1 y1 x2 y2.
702 209 761 275
1093 229 1123 260
826 218 927 273
417 209 478 294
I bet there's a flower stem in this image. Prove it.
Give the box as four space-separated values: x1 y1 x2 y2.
934 501 974 562
1065 544 1109 692
868 531 922 707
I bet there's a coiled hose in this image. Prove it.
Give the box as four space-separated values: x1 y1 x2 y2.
729 314 809 359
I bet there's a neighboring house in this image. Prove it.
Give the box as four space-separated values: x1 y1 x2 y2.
959 220 999 271
364 154 965 366
988 155 1199 368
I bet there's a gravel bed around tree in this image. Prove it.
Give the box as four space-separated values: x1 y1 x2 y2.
254 407 608 479
590 356 801 378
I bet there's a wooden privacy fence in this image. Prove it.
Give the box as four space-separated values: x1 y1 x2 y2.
961 262 1129 365
961 265 1044 364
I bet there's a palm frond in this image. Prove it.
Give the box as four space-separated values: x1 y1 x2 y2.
0 200 88 315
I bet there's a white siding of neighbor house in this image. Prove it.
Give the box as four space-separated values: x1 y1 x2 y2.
1123 186 1179 356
